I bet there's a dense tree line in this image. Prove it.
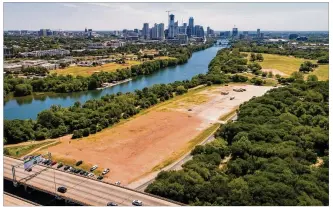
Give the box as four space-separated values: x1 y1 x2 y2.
146 80 329 206
233 40 329 61
4 42 213 98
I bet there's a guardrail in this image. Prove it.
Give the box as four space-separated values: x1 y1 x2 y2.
5 155 185 206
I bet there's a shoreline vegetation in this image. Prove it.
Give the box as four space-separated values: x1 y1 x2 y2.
4 42 215 99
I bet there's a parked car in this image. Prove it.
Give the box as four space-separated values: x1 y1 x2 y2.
51 161 57 166
79 171 85 175
84 172 89 176
67 167 73 172
57 186 67 193
64 166 70 171
102 168 110 175
26 168 32 172
132 200 143 206
76 169 81 174
76 160 83 166
57 163 63 169
97 175 103 180
115 181 121 186
107 202 118 206
90 165 98 172
88 173 94 177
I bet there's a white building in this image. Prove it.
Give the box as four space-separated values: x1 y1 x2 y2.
4 64 23 72
20 49 70 57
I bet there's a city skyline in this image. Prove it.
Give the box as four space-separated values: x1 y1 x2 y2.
4 2 329 31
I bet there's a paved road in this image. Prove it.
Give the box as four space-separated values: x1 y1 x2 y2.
4 192 38 206
4 157 181 206
132 113 238 191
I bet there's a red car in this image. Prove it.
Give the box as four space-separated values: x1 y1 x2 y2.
51 161 57 166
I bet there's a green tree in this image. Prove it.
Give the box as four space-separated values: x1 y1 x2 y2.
256 53 264 61
307 75 318 82
14 84 32 96
250 53 256 62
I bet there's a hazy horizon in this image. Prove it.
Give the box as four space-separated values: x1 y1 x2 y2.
4 2 329 31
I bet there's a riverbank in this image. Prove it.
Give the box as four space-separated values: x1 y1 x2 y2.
96 78 132 90
5 41 223 120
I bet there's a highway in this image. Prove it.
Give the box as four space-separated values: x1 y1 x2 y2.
4 156 181 206
4 192 39 206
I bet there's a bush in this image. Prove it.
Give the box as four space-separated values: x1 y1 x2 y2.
14 84 32 96
82 128 90 137
176 86 187 95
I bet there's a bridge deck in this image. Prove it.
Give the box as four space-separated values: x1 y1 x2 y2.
4 192 38 206
4 156 181 206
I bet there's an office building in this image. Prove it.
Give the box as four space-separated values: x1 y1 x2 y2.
174 21 179 37
158 23 165 40
39 29 52 36
257 29 261 38
188 17 194 37
168 14 175 38
177 34 188 44
232 27 238 37
142 23 149 39
151 23 159 39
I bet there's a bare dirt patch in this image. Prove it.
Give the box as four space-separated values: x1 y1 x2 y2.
161 85 274 130
46 111 202 185
43 84 274 186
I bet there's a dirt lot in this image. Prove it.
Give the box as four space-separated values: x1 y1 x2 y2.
46 111 202 185
44 84 273 185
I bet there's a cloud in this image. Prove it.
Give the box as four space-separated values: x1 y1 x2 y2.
62 3 78 8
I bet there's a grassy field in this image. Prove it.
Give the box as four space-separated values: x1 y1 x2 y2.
243 53 329 80
307 64 329 81
52 60 141 77
150 123 221 172
4 140 55 158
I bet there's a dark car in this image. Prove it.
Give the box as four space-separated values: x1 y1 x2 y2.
43 159 49 165
51 161 57 166
97 175 103 180
57 186 67 193
79 171 85 175
26 168 32 172
107 202 118 206
57 163 63 169
64 166 70 171
84 172 89 176
75 160 83 166
76 169 82 174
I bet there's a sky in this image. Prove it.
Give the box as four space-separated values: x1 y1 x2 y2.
3 2 329 31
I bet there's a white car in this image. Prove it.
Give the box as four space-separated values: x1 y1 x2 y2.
132 200 143 206
67 167 73 172
88 173 94 177
102 168 110 175
115 181 121 185
90 165 98 171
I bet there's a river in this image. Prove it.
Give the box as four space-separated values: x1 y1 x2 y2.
4 40 228 120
